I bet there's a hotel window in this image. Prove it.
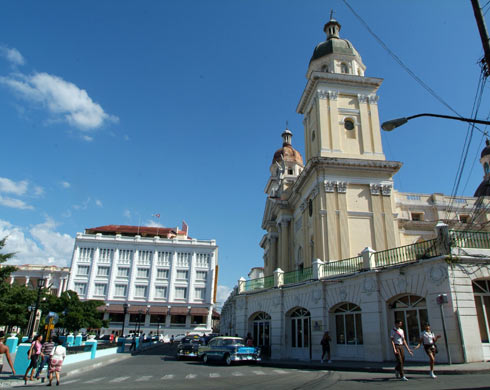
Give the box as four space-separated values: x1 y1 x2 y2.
94 283 107 296
176 252 191 267
156 268 169 279
99 248 113 261
77 265 90 276
157 251 171 266
74 282 87 295
119 249 133 262
138 250 152 264
176 270 188 280
97 266 110 277
79 247 94 261
459 214 470 223
195 271 207 281
411 212 424 221
114 284 127 297
155 286 168 299
117 267 130 277
196 253 210 267
194 288 206 300
135 285 148 298
175 287 187 300
137 268 150 278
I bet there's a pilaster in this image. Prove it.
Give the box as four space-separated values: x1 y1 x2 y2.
168 251 177 302
107 249 119 300
86 247 99 298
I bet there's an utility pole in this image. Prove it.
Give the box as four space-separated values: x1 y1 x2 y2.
471 0 490 76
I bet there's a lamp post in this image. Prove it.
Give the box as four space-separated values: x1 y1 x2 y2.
121 303 129 337
381 113 490 132
137 310 143 334
146 305 151 335
29 278 46 340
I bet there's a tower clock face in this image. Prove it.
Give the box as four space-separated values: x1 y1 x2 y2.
344 119 354 130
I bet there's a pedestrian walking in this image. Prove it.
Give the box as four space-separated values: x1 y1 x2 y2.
170 335 174 344
24 334 43 384
47 336 66 386
414 323 441 378
320 331 331 363
35 337 55 381
129 334 137 352
0 331 16 376
245 333 254 347
390 320 413 381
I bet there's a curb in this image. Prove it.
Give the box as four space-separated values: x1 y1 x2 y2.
130 342 162 356
62 353 132 378
258 361 490 375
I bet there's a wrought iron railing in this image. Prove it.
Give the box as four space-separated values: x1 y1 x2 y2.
241 275 274 292
283 267 313 285
320 256 363 278
374 239 439 268
450 230 490 249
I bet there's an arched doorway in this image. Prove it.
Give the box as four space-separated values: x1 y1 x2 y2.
332 302 364 359
288 307 311 360
473 279 490 360
250 312 271 357
389 294 428 361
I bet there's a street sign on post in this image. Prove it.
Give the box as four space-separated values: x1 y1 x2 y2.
437 294 451 364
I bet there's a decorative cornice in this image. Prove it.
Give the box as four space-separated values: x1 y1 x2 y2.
368 94 379 105
381 184 392 196
337 181 347 193
317 89 338 100
370 184 381 195
324 181 336 193
357 94 368 103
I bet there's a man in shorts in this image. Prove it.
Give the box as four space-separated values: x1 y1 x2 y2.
0 331 16 376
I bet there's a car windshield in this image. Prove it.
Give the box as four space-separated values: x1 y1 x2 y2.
222 338 244 346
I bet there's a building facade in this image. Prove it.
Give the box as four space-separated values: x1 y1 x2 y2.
67 223 218 336
8 264 70 297
221 18 490 363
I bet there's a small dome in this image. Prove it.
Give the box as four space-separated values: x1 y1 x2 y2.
481 139 490 158
272 144 303 165
474 179 490 197
310 38 359 63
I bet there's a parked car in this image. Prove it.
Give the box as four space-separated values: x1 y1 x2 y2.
198 337 261 366
159 334 170 343
173 334 186 342
176 336 204 360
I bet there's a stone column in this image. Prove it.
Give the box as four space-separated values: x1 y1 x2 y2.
336 182 350 259
324 181 338 261
86 248 99 299
107 249 119 300
274 268 284 287
361 247 376 270
168 251 177 302
147 250 158 302
279 218 291 271
127 250 137 301
188 251 197 304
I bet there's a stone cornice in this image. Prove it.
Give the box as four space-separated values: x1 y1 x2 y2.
297 73 383 114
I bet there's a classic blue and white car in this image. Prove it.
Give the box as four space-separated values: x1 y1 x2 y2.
198 336 261 365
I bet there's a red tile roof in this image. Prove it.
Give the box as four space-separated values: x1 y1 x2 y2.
85 225 187 238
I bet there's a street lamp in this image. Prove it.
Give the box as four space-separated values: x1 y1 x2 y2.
137 309 143 334
146 305 151 335
381 113 490 132
121 303 129 337
29 278 46 340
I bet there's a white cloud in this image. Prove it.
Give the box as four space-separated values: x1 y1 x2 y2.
123 209 131 219
216 285 232 305
0 177 28 195
0 72 118 131
61 181 71 189
82 135 93 142
0 46 25 66
0 195 33 210
72 197 91 210
144 219 163 228
33 185 44 196
123 135 130 141
0 217 74 266
95 199 103 207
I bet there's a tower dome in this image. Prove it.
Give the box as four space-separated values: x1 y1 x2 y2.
272 129 303 165
474 139 490 197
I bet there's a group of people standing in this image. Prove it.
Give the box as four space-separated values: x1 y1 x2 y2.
24 335 66 386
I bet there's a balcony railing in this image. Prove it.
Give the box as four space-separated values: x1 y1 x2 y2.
283 267 313 285
450 230 490 249
241 275 274 292
320 256 363 278
373 239 439 268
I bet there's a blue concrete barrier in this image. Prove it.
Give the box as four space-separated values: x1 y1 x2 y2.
6 336 18 354
59 336 67 346
13 343 31 374
74 335 82 346
85 340 97 359
21 336 28 343
117 338 126 353
67 334 74 346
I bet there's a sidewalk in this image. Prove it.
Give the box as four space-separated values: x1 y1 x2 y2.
259 358 490 375
0 351 132 388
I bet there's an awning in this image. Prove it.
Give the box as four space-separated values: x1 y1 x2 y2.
190 307 208 316
212 310 220 319
127 305 149 314
149 306 168 315
169 306 189 316
106 304 124 313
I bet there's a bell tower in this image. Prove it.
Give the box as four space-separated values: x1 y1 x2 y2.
297 17 385 163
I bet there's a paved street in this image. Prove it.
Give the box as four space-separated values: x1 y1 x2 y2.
12 344 490 390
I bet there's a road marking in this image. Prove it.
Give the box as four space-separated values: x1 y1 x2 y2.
84 377 105 383
109 376 130 383
62 379 80 385
209 373 221 378
135 376 153 382
252 370 266 375
185 374 197 379
161 374 174 380
273 369 288 374
232 372 244 376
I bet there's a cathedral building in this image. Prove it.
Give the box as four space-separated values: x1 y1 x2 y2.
221 18 490 363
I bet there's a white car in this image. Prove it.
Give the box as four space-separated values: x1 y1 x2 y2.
173 334 186 342
159 334 170 343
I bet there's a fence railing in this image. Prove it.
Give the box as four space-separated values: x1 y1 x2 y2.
450 230 490 249
241 275 274 292
320 256 363 278
374 239 439 268
283 267 313 285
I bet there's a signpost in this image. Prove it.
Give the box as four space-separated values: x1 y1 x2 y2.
437 294 452 364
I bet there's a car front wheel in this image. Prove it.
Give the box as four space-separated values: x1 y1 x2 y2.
224 354 232 366
202 354 208 364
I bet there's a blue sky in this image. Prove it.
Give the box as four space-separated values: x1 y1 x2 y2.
1 0 489 305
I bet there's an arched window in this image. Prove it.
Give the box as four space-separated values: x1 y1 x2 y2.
473 280 490 343
290 308 310 348
485 162 489 175
390 295 428 345
251 312 271 350
341 63 349 74
334 303 363 345
321 65 329 73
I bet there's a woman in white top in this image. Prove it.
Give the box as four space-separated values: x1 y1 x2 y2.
48 336 66 386
414 323 441 378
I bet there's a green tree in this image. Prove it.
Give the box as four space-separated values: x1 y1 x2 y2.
0 283 37 331
0 236 17 284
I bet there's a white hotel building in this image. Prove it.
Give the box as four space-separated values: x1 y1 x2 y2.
67 224 218 336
